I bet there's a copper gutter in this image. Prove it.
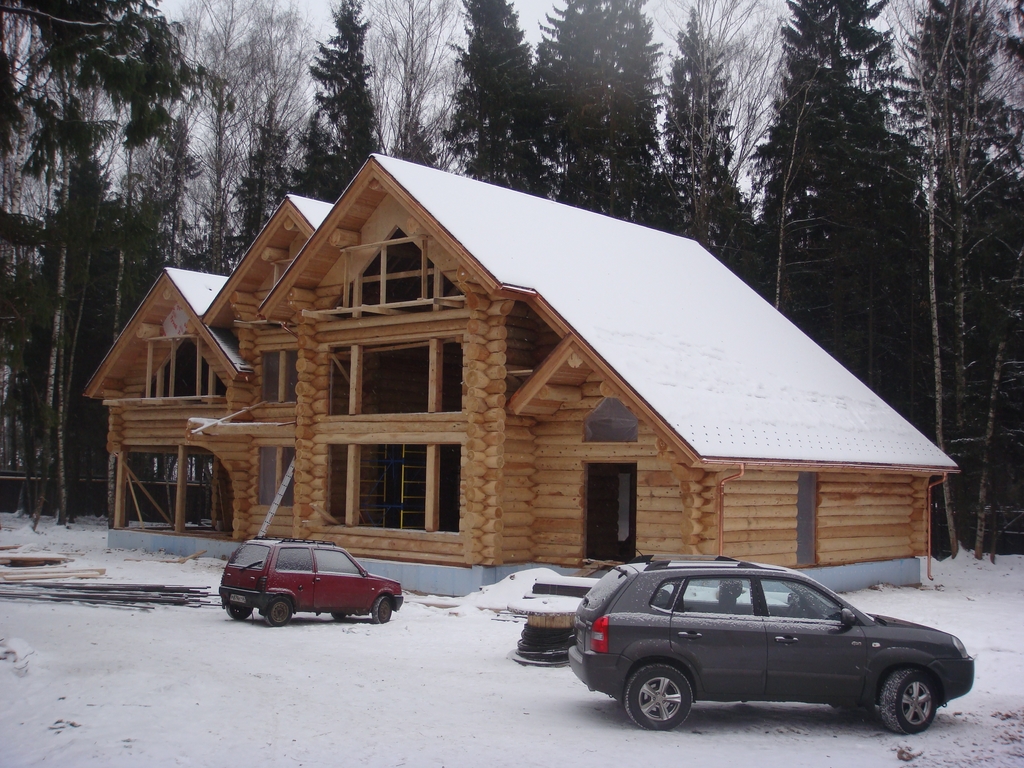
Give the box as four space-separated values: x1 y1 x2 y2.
717 464 746 557
926 473 947 581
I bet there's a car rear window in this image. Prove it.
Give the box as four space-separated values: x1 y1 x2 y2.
275 547 313 572
580 567 630 617
229 543 269 568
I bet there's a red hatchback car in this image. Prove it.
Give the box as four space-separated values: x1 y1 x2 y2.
219 538 404 627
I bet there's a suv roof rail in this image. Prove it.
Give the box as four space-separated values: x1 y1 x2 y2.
644 556 771 571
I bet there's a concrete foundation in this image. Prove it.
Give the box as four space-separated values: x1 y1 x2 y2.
107 529 922 596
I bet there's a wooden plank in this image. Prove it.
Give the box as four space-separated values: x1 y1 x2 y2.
818 495 915 508
818 483 914 496
113 451 127 528
425 444 440 533
175 444 187 533
345 444 360 527
348 344 363 415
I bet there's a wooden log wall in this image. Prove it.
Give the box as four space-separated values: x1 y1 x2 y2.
720 471 800 565
459 278 510 565
529 375 684 565
503 414 537 563
815 472 925 564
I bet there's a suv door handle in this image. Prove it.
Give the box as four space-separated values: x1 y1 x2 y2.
774 636 798 644
677 631 702 639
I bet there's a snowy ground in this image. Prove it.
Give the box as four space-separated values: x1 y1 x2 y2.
1 514 1022 768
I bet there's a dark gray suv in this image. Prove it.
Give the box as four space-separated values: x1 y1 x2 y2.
568 557 973 734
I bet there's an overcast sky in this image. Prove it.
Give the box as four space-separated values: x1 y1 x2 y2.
160 0 684 53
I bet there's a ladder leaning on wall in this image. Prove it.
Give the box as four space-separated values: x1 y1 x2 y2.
257 457 295 538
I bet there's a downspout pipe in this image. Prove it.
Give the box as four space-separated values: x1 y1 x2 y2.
717 464 745 558
926 473 947 581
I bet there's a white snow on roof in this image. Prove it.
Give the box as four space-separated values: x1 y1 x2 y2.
286 194 334 229
165 268 228 316
164 269 251 373
374 155 955 470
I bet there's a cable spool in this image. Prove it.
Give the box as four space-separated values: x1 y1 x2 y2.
508 610 576 667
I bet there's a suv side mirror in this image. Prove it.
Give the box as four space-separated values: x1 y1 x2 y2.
840 608 857 628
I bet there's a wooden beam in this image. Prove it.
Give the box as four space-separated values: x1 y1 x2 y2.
428 338 442 413
508 335 580 415
425 444 440 532
195 338 202 396
124 465 173 525
168 339 178 398
175 444 187 533
345 444 360 526
113 451 127 528
145 341 154 398
136 323 161 339
262 246 289 261
349 345 363 415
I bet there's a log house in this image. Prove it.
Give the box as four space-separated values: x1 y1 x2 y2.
87 157 956 591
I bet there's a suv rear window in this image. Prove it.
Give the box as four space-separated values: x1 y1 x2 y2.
580 568 630 617
229 543 270 568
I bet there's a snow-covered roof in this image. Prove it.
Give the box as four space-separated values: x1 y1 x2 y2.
286 194 334 229
166 268 228 316
374 155 955 470
207 326 251 372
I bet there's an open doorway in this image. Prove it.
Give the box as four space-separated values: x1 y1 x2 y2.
585 463 636 561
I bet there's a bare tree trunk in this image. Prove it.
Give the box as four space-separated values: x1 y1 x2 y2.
925 154 958 556
973 244 1024 559
32 159 71 531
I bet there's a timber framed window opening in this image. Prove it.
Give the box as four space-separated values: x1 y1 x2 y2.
262 350 298 402
259 446 295 506
327 443 460 532
144 339 225 399
584 398 639 442
340 230 462 315
329 341 462 416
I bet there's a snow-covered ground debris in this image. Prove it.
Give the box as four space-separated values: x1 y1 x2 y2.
1 512 1022 767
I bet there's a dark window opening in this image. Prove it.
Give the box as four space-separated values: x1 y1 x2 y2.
262 350 298 402
442 342 463 412
259 446 295 506
329 352 351 415
584 398 639 442
148 340 226 398
585 463 637 561
438 444 460 532
328 444 348 520
363 346 429 414
353 230 460 311
357 444 460 532
360 444 426 529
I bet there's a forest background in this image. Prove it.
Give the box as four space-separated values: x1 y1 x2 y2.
1 0 1022 559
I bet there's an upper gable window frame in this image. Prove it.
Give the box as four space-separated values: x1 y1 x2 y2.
345 227 461 315
584 397 640 443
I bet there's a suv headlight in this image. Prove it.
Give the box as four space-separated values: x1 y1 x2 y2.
951 635 969 659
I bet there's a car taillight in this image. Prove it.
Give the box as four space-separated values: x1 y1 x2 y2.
590 615 609 653
257 576 267 592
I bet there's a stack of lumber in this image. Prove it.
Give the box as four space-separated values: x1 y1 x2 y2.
0 583 212 607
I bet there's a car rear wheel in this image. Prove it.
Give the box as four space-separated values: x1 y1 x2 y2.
624 664 693 731
370 595 393 625
880 667 938 734
227 605 253 621
264 597 293 627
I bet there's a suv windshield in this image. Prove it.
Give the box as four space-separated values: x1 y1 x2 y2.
229 543 269 569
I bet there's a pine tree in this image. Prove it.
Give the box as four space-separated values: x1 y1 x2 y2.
663 10 741 252
755 0 916 381
294 0 377 201
236 110 292 254
536 0 661 222
447 0 545 193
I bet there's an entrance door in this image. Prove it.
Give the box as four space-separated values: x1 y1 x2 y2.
585 463 636 561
